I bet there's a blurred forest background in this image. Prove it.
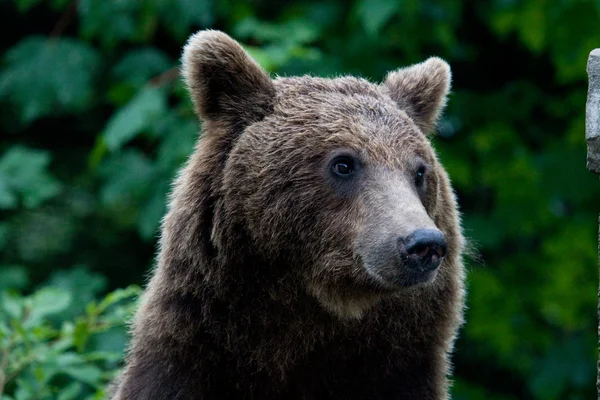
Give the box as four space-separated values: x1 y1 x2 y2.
0 0 599 399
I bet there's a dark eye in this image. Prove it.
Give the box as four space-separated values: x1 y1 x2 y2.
415 165 427 187
331 156 356 178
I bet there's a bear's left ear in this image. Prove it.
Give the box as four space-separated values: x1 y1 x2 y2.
382 57 451 135
182 30 276 127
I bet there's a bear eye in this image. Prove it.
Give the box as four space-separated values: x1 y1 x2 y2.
331 156 356 178
415 165 427 187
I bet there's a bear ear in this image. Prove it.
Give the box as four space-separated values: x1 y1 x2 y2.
181 30 275 127
382 57 451 135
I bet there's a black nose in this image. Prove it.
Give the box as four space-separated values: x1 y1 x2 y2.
400 229 447 272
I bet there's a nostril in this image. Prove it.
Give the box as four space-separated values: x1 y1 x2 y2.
410 243 431 258
404 229 447 261
434 244 447 258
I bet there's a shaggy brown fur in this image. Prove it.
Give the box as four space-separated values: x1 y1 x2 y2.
111 30 466 400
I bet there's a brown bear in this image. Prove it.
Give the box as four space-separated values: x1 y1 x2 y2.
111 30 466 400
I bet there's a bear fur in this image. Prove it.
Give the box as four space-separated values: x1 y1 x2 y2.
111 30 466 400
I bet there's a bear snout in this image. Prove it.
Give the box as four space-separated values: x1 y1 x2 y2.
398 229 447 275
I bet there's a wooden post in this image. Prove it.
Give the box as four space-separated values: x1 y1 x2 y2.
586 48 600 399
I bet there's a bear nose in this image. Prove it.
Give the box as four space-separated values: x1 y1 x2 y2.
399 229 447 272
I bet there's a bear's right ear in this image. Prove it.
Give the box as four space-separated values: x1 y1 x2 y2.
181 30 275 127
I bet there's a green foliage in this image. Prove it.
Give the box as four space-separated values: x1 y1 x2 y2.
0 37 100 122
0 278 140 399
0 147 61 209
0 0 598 398
102 86 167 151
356 0 399 36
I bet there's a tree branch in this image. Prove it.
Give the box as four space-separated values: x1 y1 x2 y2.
150 67 180 87
50 0 79 39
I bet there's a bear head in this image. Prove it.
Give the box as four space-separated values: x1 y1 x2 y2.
176 30 463 319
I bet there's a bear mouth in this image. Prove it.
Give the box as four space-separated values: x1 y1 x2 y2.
364 261 441 291
394 267 439 288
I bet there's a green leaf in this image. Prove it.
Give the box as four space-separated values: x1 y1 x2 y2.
0 320 11 340
95 285 140 315
1 292 24 320
55 352 86 367
99 150 156 222
57 382 83 400
156 117 197 167
88 326 129 355
73 319 90 352
112 48 172 87
0 146 61 209
138 178 168 239
157 0 215 40
26 287 72 326
13 383 35 400
78 0 141 48
0 37 101 122
47 268 107 318
30 324 58 341
0 174 16 208
62 364 103 386
356 0 400 35
11 210 76 263
235 18 319 44
0 266 29 291
102 86 167 151
81 350 122 363
529 336 594 399
518 0 546 53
